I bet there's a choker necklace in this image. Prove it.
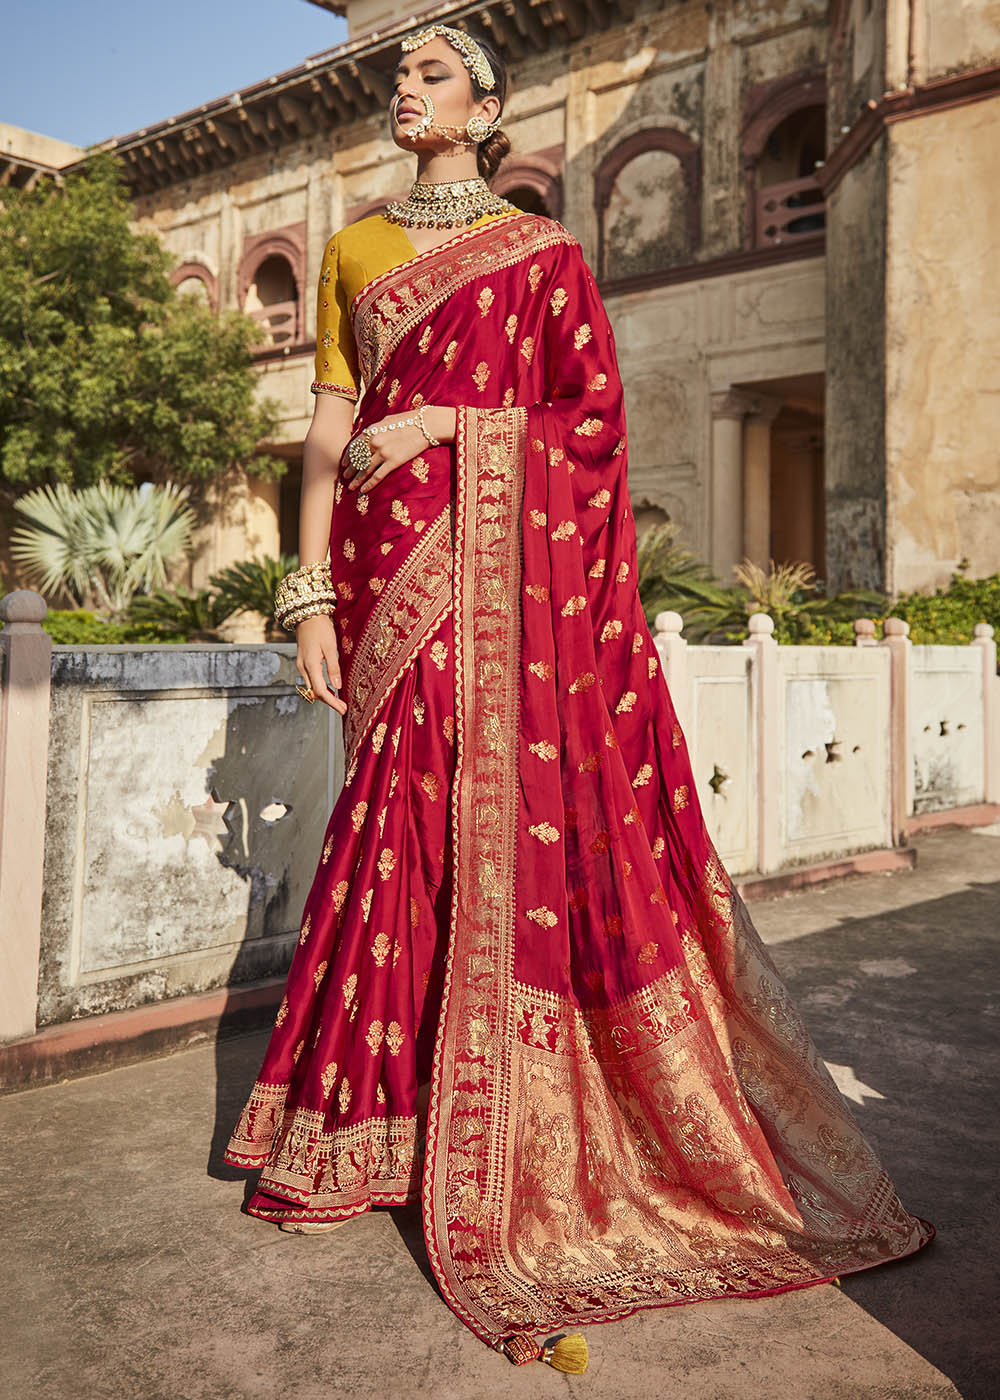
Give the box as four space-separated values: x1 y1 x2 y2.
384 176 517 229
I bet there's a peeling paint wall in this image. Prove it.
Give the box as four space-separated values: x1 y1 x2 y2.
37 646 342 1025
885 95 1000 594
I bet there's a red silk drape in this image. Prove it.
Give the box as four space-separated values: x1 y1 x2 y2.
226 212 933 1353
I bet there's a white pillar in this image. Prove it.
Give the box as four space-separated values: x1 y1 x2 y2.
972 623 999 804
881 616 913 842
710 389 755 581
653 610 691 736
0 590 52 1042
743 611 780 874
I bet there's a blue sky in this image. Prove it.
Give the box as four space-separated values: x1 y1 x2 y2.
4 0 349 148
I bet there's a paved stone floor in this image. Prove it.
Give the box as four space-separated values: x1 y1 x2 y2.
2 827 996 1400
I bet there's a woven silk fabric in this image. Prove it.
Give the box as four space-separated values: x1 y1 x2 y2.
225 211 934 1351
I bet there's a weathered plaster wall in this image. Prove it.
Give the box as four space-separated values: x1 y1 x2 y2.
884 94 1000 594
823 138 888 592
36 646 342 1026
918 0 1000 80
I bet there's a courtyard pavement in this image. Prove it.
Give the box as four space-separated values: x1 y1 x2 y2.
1 826 997 1400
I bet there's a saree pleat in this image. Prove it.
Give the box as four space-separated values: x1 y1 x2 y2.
225 211 933 1348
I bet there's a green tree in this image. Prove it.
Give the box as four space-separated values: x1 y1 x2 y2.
0 152 281 497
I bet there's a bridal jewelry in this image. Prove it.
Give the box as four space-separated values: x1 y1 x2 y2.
274 559 337 631
347 432 372 476
416 404 440 447
400 24 496 91
384 176 517 228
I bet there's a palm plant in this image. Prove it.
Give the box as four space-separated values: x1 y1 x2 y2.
10 480 196 615
636 522 745 641
126 587 232 640
210 554 299 638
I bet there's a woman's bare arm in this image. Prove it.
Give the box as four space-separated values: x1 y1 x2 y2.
295 393 356 714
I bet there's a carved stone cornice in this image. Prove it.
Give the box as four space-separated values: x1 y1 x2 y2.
76 0 639 195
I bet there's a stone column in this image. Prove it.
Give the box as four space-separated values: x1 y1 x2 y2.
881 617 913 843
709 389 755 581
0 590 52 1043
743 611 780 874
972 623 999 804
742 396 783 569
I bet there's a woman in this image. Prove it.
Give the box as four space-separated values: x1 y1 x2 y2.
225 24 934 1371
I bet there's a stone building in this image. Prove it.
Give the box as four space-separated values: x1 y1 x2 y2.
6 0 1000 598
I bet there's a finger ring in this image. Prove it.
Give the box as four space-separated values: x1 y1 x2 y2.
347 433 371 477
295 684 316 704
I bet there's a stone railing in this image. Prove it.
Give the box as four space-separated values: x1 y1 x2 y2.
654 611 999 876
1 591 996 1047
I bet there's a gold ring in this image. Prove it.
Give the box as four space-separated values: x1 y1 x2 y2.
347 432 372 477
295 684 316 704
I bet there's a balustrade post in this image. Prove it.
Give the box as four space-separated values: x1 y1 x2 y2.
881 617 913 843
0 590 52 1042
972 623 999 804
743 611 780 874
854 617 878 647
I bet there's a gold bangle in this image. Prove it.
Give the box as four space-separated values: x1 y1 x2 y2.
274 560 337 632
416 404 441 448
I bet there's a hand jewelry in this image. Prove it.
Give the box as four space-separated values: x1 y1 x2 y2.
347 432 372 477
295 683 316 704
416 404 440 447
274 559 337 631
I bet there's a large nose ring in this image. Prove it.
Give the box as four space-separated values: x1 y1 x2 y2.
393 91 435 139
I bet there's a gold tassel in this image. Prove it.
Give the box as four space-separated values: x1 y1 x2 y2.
540 1333 589 1373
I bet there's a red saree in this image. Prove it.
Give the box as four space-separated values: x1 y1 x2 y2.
225 210 934 1354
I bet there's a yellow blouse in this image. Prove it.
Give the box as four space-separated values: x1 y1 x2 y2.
312 209 521 402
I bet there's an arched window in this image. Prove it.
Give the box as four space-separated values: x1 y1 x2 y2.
742 72 827 251
492 152 563 219
237 225 306 353
244 254 298 347
169 261 218 311
595 129 701 281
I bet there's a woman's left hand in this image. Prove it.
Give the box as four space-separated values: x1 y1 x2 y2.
342 406 456 494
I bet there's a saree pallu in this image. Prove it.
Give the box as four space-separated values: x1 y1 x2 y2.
225 211 933 1352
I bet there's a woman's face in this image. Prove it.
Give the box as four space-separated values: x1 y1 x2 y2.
390 35 499 151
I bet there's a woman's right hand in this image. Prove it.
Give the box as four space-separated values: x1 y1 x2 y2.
296 613 347 714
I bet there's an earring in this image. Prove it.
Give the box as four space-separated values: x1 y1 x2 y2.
464 112 499 143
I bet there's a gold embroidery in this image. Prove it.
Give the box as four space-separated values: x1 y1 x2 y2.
418 325 433 353
574 323 592 349
526 906 558 927
588 488 611 509
443 715 454 743
410 456 429 482
648 655 659 677
574 417 602 437
524 584 550 602
351 802 368 832
632 633 644 653
321 1061 338 1096
528 660 553 680
370 577 386 595
377 805 387 837
275 996 288 1027
473 361 491 391
371 931 391 967
568 672 596 693
560 595 586 616
385 1021 405 1056
528 740 557 760
600 620 623 642
338 1078 352 1113
391 499 411 526
589 559 606 579
578 751 603 772
477 286 495 316
613 435 626 455
672 785 690 812
672 722 683 748
292 1040 305 1064
356 493 369 515
299 914 311 947
633 763 653 787
377 849 396 882
519 336 535 365
528 509 547 529
430 639 448 670
413 695 426 724
342 974 357 1008
616 691 637 713
550 520 576 541
337 581 355 601
502 387 515 408
376 1083 386 1105
331 880 349 910
312 960 328 990
548 446 565 467
528 262 543 291
444 340 458 367
587 372 608 391
652 836 665 859
421 771 441 800
343 538 356 561
528 822 559 844
549 287 568 315
322 834 334 863
366 1020 384 1055
504 313 518 343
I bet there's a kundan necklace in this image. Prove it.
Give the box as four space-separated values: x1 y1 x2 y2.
383 176 517 229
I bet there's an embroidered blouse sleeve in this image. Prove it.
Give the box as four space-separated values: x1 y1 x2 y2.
312 235 360 401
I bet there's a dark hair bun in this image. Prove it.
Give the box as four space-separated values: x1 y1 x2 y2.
478 127 511 181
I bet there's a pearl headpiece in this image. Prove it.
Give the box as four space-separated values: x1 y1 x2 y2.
399 24 496 92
